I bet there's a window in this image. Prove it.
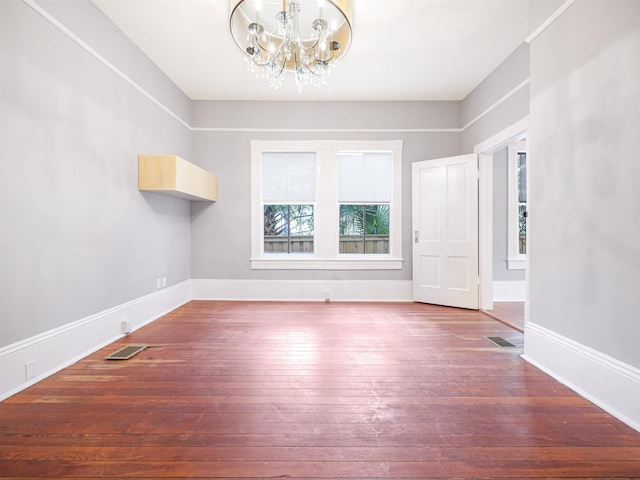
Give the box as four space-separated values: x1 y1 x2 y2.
264 204 314 253
261 151 316 254
339 205 389 254
507 139 527 269
251 140 403 269
337 152 391 254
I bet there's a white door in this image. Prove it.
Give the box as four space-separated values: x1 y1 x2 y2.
412 154 478 309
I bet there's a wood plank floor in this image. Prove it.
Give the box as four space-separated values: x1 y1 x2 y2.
482 302 525 333
1 301 639 479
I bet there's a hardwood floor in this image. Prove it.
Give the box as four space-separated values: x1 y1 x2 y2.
1 301 639 479
483 302 525 332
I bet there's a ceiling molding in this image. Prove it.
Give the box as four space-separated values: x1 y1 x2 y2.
462 79 530 131
525 0 577 44
192 127 462 133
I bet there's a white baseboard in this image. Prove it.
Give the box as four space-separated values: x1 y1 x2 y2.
0 281 190 401
0 278 409 400
523 322 640 432
191 278 414 302
492 280 526 302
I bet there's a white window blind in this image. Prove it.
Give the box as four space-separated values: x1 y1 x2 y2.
261 151 316 202
337 152 392 202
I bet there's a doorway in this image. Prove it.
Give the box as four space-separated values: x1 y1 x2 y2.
476 118 529 329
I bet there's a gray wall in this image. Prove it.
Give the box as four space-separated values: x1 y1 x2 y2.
190 101 462 281
461 43 530 152
493 147 526 282
460 41 530 287
0 0 192 347
528 0 640 366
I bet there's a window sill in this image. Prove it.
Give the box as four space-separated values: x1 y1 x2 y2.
507 258 526 270
251 257 404 270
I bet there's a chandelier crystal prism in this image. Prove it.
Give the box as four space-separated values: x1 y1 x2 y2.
230 0 353 92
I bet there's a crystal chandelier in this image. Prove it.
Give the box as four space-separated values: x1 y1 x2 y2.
230 0 353 92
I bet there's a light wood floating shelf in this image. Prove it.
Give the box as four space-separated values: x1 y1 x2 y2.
138 155 217 202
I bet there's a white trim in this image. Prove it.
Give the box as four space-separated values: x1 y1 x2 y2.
523 323 640 433
475 117 528 311
492 280 526 302
478 153 493 311
525 0 578 44
191 279 413 302
507 140 527 267
252 139 405 151
193 127 461 133
473 117 529 154
251 140 404 270
462 79 530 132
507 258 526 270
22 0 191 130
0 282 190 401
195 83 529 133
250 258 404 270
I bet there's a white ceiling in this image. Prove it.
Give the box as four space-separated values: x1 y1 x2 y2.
91 0 530 102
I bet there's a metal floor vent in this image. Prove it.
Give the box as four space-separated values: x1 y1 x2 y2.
486 336 516 348
105 345 147 360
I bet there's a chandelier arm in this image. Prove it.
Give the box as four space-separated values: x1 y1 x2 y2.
303 63 325 77
298 27 321 53
254 37 271 53
255 31 287 58
302 54 324 76
302 37 321 53
249 47 271 67
252 56 270 67
251 35 289 72
306 48 338 74
291 5 323 55
270 54 288 79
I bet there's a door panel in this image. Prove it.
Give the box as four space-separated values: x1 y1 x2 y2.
412 154 478 309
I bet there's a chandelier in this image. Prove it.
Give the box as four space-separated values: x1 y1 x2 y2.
230 0 353 92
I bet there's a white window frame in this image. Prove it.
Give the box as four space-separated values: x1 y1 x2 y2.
507 139 527 269
250 140 403 270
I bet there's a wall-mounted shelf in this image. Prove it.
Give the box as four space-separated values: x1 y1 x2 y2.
138 155 217 202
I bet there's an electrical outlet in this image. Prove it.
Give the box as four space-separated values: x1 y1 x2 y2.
25 360 36 381
156 278 161 289
121 319 132 334
162 277 167 287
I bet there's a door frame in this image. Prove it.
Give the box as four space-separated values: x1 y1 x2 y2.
473 116 529 317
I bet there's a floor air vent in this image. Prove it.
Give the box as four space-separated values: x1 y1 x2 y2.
105 345 147 360
486 336 516 348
